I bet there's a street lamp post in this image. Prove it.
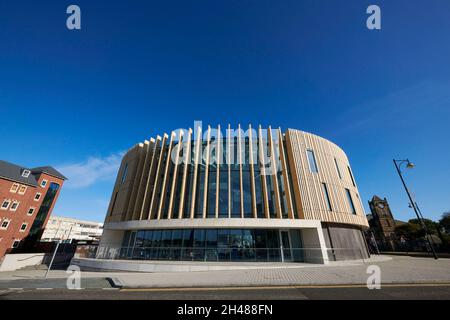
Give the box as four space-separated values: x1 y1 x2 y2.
393 159 438 259
413 200 439 253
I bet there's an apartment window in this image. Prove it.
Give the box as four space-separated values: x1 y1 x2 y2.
1 200 11 210
348 166 356 187
20 223 28 232
1 219 10 230
334 158 342 179
345 188 357 215
34 193 41 201
41 180 48 188
12 240 20 248
18 185 27 195
10 183 19 193
322 183 332 211
307 150 318 173
121 163 128 184
27 207 35 216
22 169 31 178
10 201 20 211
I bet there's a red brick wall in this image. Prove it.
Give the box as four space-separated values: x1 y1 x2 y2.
0 174 64 258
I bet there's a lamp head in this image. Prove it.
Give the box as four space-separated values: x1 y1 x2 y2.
406 161 415 169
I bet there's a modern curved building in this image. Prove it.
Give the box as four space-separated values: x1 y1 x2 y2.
98 125 369 264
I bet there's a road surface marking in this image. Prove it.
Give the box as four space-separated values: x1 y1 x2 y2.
120 283 450 292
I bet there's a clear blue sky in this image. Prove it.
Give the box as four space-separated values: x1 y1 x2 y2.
1 1 449 223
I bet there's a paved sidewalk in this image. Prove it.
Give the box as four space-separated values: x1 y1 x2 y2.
0 255 388 280
109 255 450 288
0 255 449 289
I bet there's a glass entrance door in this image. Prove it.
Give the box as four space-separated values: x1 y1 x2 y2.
280 230 292 262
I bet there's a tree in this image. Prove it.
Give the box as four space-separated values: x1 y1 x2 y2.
395 218 438 240
439 211 450 234
408 218 439 235
395 222 421 240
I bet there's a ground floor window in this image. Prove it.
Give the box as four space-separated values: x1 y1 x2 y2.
12 239 21 248
119 228 304 262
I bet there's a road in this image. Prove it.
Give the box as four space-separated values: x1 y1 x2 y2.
1 284 450 300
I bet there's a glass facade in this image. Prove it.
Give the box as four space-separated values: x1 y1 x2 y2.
322 183 332 211
307 149 318 173
112 128 362 224
28 183 60 237
139 133 303 220
120 228 304 262
345 188 356 215
334 158 342 179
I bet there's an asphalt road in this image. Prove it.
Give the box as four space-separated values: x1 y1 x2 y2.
1 284 450 300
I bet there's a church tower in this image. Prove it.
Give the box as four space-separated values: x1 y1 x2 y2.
368 195 396 250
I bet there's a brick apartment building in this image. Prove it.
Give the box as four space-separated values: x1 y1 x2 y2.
0 160 66 258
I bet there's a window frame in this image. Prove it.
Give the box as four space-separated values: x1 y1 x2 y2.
19 223 28 232
12 239 21 248
10 183 19 193
322 183 332 211
27 207 35 216
18 185 27 195
334 158 342 179
1 219 11 230
41 180 48 188
345 188 357 215
21 170 31 178
347 166 356 187
306 149 319 173
1 200 11 210
121 163 129 184
10 200 20 212
34 193 42 201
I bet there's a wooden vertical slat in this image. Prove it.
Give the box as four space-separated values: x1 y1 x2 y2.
167 131 184 219
189 126 203 219
132 138 155 220
202 126 211 218
215 125 221 218
125 141 148 221
258 126 270 219
177 129 192 219
277 128 295 219
140 136 162 220
148 134 168 220
284 130 305 219
238 124 244 218
248 125 257 218
268 126 282 219
227 124 232 218
157 132 176 219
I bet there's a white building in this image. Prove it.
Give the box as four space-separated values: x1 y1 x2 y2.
41 216 103 242
96 126 369 267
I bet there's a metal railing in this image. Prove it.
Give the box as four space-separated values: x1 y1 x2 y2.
89 245 366 263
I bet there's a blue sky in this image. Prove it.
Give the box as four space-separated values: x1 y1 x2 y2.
0 1 449 223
